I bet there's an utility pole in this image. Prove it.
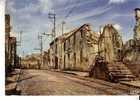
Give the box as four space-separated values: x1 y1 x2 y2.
35 32 54 69
34 33 43 69
15 31 23 90
17 31 23 47
60 21 66 69
48 13 56 39
16 31 23 67
48 13 57 69
22 51 25 57
38 34 43 57
42 32 53 39
62 21 65 35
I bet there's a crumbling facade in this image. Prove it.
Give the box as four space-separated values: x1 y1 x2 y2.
123 8 140 64
98 24 123 62
49 24 99 71
90 24 135 82
5 14 17 74
123 8 140 78
45 9 139 82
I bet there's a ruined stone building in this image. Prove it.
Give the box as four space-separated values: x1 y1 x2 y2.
90 24 135 82
123 8 140 64
46 22 136 81
5 14 17 74
98 24 123 62
49 24 99 71
49 38 59 69
123 8 140 78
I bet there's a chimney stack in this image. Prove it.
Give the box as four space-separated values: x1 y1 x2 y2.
134 8 140 40
135 8 140 21
5 14 11 37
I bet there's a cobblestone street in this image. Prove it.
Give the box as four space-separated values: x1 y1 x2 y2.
10 69 139 95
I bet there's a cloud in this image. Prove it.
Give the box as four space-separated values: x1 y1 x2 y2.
109 0 127 4
113 24 122 30
6 0 52 15
66 5 112 22
38 0 53 13
6 0 136 55
6 0 16 13
56 0 95 13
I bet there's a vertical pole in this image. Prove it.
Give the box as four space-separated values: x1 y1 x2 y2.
48 13 56 69
60 21 65 70
17 31 23 67
40 35 43 69
53 14 56 69
54 14 56 39
62 21 65 36
38 33 43 69
98 26 101 56
20 31 22 45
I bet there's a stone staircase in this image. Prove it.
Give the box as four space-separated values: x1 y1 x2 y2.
107 62 136 82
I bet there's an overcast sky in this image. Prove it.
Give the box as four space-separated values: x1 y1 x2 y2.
6 0 140 56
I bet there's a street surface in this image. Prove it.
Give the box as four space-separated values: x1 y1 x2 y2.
14 69 140 95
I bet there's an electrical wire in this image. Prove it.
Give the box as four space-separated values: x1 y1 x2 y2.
64 0 81 19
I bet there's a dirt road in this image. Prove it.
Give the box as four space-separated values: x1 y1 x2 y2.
16 69 140 95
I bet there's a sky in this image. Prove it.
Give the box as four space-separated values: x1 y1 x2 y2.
6 0 140 56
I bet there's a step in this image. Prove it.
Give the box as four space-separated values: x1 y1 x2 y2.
120 81 140 88
108 69 130 72
112 72 133 75
108 66 128 70
113 74 135 78
118 78 135 81
109 69 132 72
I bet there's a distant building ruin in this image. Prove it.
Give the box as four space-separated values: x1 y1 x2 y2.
21 53 41 69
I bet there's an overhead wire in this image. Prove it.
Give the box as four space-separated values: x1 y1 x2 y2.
64 0 81 20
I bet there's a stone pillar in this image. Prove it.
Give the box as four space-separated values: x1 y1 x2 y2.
134 8 140 40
